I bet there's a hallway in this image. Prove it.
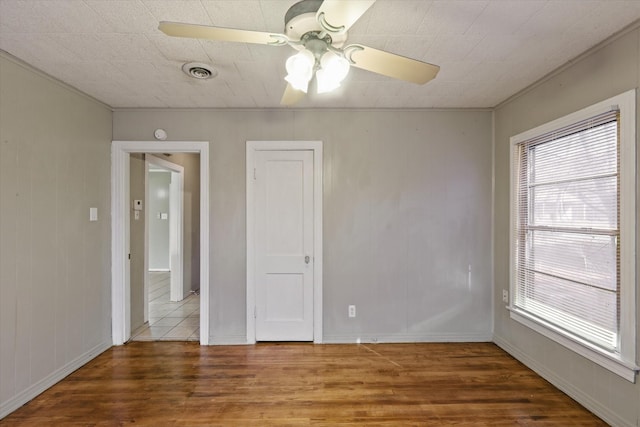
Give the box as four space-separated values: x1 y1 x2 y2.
131 272 199 341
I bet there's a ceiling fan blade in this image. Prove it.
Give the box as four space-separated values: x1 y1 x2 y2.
347 45 440 84
158 21 287 45
280 84 306 106
316 0 376 32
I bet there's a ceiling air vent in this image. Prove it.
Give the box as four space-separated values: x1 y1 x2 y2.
182 62 217 80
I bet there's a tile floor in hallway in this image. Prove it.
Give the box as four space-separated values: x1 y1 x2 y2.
131 272 200 342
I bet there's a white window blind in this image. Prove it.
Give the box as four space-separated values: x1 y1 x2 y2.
513 110 620 351
509 90 637 382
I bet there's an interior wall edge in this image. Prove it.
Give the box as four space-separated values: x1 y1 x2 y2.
493 335 632 427
0 341 111 420
490 110 496 337
109 106 494 114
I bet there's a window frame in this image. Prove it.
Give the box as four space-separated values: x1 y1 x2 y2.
509 89 638 382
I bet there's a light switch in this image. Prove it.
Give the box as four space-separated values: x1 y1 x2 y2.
134 211 140 220
89 207 98 222
160 212 168 220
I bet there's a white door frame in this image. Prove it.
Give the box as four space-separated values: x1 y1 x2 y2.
112 140 210 345
246 140 323 344
145 155 184 313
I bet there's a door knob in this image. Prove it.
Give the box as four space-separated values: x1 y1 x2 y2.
305 255 310 264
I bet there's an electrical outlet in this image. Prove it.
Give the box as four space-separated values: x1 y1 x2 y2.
348 305 356 318
502 289 509 303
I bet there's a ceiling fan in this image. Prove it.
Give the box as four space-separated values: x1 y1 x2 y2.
159 0 440 105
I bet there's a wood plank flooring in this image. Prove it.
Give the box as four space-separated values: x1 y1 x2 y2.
1 342 607 426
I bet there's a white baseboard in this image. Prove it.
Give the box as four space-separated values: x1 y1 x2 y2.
208 334 249 345
493 334 633 427
322 332 493 344
0 341 111 420
209 333 493 346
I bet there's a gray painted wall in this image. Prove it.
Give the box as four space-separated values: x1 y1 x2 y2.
148 171 171 271
129 153 146 332
493 28 640 426
0 53 112 417
113 109 493 344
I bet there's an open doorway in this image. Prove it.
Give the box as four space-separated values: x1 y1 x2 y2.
130 154 200 341
111 141 209 345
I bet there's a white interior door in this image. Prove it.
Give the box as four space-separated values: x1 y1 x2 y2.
254 150 314 341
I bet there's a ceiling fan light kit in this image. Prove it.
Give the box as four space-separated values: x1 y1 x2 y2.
316 51 350 94
285 49 316 92
159 0 440 105
285 48 350 94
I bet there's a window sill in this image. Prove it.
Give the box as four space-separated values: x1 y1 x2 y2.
508 307 638 383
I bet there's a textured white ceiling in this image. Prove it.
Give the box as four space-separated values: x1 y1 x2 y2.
1 0 639 109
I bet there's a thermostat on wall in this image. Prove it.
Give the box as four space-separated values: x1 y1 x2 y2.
154 128 167 140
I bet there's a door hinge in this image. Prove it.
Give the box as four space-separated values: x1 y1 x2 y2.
128 253 131 260
253 168 257 180
254 306 257 318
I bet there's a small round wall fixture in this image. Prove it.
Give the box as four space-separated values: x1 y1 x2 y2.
182 62 218 80
154 128 168 140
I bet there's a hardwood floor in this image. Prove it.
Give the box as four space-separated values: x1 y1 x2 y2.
1 342 606 426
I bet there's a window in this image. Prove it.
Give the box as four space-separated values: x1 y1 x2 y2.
509 90 637 382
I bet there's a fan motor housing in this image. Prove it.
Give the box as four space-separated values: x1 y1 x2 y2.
284 0 348 48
